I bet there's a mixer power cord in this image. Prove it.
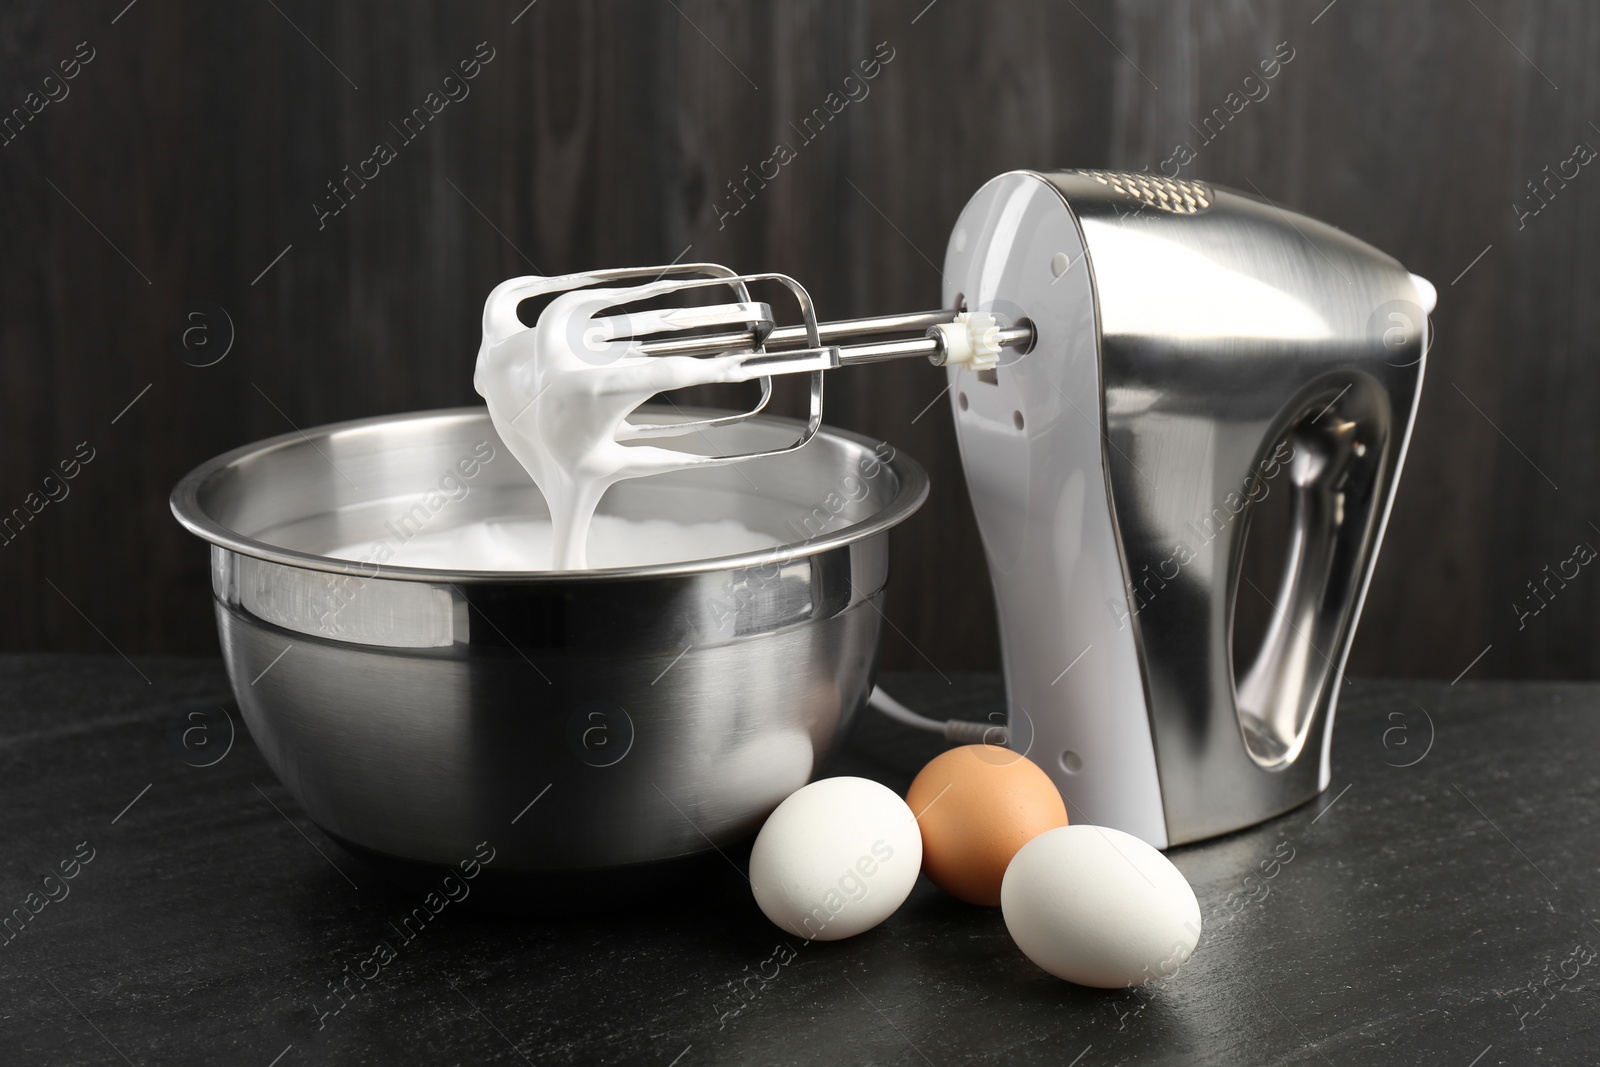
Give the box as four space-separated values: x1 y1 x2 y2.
867 687 1008 746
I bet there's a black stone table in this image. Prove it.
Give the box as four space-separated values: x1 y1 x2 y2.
2 655 1598 1065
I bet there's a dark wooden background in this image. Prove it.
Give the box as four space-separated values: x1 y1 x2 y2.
2 0 1596 682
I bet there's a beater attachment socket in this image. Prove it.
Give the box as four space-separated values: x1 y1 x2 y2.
928 312 1003 371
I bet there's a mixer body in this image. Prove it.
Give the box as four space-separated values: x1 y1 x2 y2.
943 170 1429 846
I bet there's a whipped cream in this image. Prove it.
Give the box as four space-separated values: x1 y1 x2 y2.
327 515 775 571
473 275 766 568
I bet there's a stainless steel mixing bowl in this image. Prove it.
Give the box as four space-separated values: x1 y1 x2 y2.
171 406 927 874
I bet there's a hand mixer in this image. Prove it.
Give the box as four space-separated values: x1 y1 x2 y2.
499 169 1432 848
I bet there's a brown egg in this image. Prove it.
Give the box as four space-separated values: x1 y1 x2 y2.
906 745 1068 906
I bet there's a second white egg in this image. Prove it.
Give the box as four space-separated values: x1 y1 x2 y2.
1001 824 1202 987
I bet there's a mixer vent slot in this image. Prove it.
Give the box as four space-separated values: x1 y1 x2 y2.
1075 170 1211 214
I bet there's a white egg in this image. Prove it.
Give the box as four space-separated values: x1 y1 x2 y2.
749 776 922 941
1000 824 1201 987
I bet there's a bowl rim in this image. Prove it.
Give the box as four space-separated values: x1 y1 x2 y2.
169 405 930 584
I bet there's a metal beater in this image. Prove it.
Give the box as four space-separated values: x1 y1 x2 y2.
480 262 1032 463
